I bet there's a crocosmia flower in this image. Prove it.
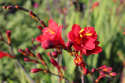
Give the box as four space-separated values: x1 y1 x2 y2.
36 19 65 49
67 24 102 56
0 51 14 59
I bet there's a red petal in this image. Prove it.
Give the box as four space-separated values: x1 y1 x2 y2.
36 35 49 42
73 44 82 51
67 31 76 42
82 41 95 50
72 24 81 37
49 19 58 27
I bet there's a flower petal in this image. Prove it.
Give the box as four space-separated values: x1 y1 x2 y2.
73 43 82 51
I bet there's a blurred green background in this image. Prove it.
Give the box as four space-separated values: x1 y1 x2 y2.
0 0 125 83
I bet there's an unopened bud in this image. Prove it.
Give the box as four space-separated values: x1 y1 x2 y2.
52 51 59 58
29 11 37 18
25 48 31 53
25 48 35 57
50 58 59 67
91 68 96 73
95 79 99 83
24 58 32 62
15 5 19 9
37 25 43 31
32 38 35 43
18 48 28 56
40 20 47 27
47 52 53 58
83 68 90 75
6 30 11 44
31 68 43 73
2 6 7 9
66 41 73 50
37 53 46 65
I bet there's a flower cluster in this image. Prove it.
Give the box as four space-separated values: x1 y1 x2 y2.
1 5 117 83
95 65 117 83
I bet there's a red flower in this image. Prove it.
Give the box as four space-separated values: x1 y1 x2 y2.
0 51 14 59
36 19 65 49
92 1 99 10
74 57 86 67
6 30 11 44
67 24 102 56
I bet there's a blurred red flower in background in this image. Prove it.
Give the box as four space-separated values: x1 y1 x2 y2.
36 19 65 49
0 51 14 59
67 24 102 56
92 1 99 10
33 3 39 8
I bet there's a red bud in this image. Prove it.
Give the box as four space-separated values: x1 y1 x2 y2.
66 41 73 50
6 30 11 44
37 25 43 31
31 68 43 73
83 68 90 75
40 20 47 27
24 58 32 62
91 68 96 73
25 48 35 57
52 51 59 58
18 48 28 56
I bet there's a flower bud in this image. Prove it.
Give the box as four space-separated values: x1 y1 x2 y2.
40 20 47 27
83 68 90 75
92 1 99 10
25 48 35 57
37 25 43 31
109 72 116 76
50 58 60 71
15 5 19 9
42 40 55 49
52 51 59 58
31 68 43 73
47 52 53 58
37 53 46 65
24 58 32 62
32 38 35 43
29 11 37 18
66 41 73 50
91 68 96 73
25 48 31 53
6 30 11 44
18 48 28 56
50 58 59 67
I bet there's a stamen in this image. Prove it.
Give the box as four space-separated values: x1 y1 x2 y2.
79 29 84 34
47 29 55 34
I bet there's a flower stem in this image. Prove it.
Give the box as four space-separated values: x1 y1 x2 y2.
2 39 35 83
50 72 70 83
79 66 84 83
90 75 95 83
